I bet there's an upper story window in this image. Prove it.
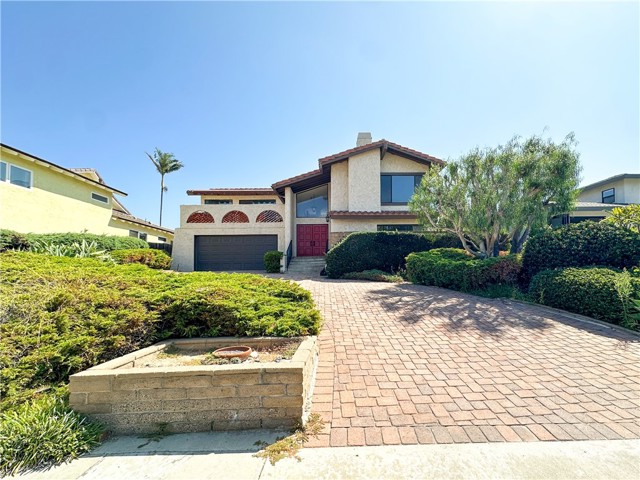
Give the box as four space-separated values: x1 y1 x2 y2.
381 174 423 204
157 236 167 243
296 185 328 218
91 192 109 204
239 199 276 205
1 162 33 189
204 199 232 205
602 188 615 204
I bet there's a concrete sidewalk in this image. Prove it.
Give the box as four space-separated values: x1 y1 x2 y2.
18 431 640 480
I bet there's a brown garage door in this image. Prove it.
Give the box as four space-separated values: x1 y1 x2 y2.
194 235 278 271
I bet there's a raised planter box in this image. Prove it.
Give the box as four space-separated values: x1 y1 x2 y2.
69 336 318 434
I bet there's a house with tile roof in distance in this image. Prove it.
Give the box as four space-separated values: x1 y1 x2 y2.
0 143 174 244
172 133 445 272
551 173 640 226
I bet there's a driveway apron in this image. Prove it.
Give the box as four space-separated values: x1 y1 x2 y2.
296 279 640 448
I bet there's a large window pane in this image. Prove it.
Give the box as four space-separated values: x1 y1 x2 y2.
9 165 31 188
381 176 392 203
381 174 423 204
296 185 328 218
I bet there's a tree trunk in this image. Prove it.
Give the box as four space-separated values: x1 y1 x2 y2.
510 226 530 254
159 175 164 226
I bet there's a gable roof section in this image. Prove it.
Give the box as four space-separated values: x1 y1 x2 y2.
111 209 174 235
272 139 444 195
1 144 127 196
579 173 640 192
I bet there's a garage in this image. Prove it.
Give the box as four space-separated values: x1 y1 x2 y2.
194 235 278 271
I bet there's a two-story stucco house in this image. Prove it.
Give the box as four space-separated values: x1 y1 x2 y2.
552 173 640 226
0 143 174 244
172 133 444 271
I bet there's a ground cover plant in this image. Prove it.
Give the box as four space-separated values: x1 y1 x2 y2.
0 229 149 252
0 251 321 474
342 269 404 283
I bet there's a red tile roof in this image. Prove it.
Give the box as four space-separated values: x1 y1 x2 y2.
187 188 277 196
329 210 418 219
271 168 323 190
318 140 445 167
111 210 175 234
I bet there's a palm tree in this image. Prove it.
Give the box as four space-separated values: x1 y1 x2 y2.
146 148 184 226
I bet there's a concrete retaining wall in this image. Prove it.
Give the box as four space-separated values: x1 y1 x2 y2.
69 337 318 434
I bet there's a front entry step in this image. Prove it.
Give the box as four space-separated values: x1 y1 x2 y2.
286 257 326 276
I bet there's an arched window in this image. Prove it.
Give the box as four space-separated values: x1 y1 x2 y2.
222 210 250 223
186 211 214 223
256 210 283 223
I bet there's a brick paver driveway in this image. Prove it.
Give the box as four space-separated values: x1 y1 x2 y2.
297 279 640 447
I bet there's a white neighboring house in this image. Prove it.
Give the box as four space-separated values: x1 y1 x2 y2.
552 173 640 226
172 133 445 272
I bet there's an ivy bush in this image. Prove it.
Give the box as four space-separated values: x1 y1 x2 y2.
521 222 640 282
264 250 284 273
111 248 172 269
325 232 460 279
406 248 522 291
529 267 640 327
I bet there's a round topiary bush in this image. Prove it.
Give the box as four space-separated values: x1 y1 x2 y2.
521 222 640 282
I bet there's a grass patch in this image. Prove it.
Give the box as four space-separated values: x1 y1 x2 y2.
254 413 325 465
0 394 103 476
342 269 404 283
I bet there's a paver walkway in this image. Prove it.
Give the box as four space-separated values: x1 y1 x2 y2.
297 279 640 447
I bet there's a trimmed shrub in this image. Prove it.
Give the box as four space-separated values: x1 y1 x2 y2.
342 269 404 283
407 248 522 291
424 232 463 249
325 232 432 278
24 232 148 251
0 395 103 476
0 230 30 252
264 250 284 273
522 222 640 282
529 267 640 326
111 248 171 269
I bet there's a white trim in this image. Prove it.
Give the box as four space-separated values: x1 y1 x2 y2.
6 163 33 189
91 191 110 204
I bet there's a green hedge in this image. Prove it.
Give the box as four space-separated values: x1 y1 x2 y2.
0 230 149 252
111 248 172 269
529 267 640 326
264 250 283 273
406 248 522 291
325 232 460 279
0 251 321 411
522 222 640 282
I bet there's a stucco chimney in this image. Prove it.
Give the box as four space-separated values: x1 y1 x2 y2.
356 132 372 146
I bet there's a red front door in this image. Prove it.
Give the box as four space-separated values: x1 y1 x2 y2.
297 224 328 256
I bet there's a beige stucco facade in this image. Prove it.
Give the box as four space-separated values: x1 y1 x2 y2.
0 145 173 243
173 135 441 272
578 176 640 205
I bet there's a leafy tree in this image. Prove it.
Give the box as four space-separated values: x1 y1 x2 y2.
409 133 581 258
605 204 640 232
146 148 184 226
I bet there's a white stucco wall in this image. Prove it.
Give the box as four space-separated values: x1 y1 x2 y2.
330 162 349 211
330 217 418 233
348 150 381 211
578 178 640 204
380 153 429 174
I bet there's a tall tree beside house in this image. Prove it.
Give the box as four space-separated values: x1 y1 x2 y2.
146 148 184 226
409 133 581 258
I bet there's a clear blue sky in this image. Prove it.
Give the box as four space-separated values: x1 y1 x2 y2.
2 1 638 229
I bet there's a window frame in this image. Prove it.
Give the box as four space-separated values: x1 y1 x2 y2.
157 236 167 243
602 188 615 204
381 173 423 205
91 192 110 204
377 224 421 232
0 161 6 181
129 230 139 238
204 199 232 205
6 164 33 189
296 184 329 219
139 232 148 241
239 199 277 205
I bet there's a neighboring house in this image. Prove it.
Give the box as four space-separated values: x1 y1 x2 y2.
172 133 444 271
0 144 174 244
552 173 640 226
